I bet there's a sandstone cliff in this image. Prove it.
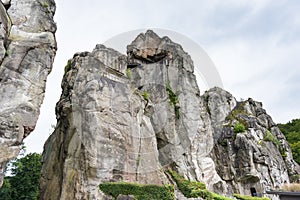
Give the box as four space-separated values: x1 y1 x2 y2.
204 88 300 196
40 30 299 199
0 0 56 186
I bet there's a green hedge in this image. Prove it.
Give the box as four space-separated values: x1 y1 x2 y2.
234 194 270 200
99 182 174 200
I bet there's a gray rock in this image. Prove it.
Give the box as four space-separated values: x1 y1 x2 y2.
40 30 225 199
206 91 300 196
0 0 56 187
40 30 299 199
1 0 10 6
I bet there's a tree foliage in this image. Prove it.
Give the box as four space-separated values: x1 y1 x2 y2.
0 153 42 200
278 119 300 164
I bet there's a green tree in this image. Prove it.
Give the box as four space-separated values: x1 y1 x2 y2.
0 179 13 200
278 119 300 164
0 153 42 200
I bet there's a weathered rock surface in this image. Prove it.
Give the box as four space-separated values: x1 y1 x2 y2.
204 88 300 196
0 0 56 187
40 30 299 199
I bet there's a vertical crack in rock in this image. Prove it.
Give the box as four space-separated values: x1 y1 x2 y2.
0 0 57 187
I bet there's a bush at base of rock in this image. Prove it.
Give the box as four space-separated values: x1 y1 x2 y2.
168 170 233 200
99 182 174 200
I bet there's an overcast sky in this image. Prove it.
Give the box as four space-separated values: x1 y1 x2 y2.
24 0 300 153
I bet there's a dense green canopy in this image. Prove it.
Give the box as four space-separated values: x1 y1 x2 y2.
0 153 42 200
278 119 300 164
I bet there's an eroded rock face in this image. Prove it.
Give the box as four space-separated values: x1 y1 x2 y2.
0 0 56 186
204 88 300 196
40 30 225 200
40 30 299 199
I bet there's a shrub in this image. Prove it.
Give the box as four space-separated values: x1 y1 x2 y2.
226 101 248 122
142 91 149 102
167 170 232 200
234 194 270 200
263 130 280 147
166 82 180 119
191 189 213 199
219 139 228 147
64 60 72 73
99 182 174 200
234 122 245 133
290 174 300 183
167 170 205 198
126 68 132 79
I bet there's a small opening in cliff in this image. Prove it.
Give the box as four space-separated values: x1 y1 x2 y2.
250 187 257 197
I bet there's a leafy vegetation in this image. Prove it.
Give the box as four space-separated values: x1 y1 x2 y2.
226 101 249 134
0 153 42 200
64 60 72 73
263 130 280 147
167 170 232 200
126 68 132 79
166 81 180 119
5 50 9 57
99 182 174 200
212 193 234 200
142 91 149 102
41 1 49 8
234 194 270 200
278 119 300 164
226 101 248 122
234 122 246 133
167 170 206 198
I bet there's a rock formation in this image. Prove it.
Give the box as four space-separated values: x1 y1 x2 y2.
204 88 300 196
0 0 56 186
40 30 299 199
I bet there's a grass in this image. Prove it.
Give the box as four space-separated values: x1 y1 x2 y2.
234 194 270 200
99 182 174 200
282 183 300 192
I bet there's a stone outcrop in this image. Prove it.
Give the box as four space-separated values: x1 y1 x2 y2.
204 88 300 196
40 30 299 199
0 0 56 186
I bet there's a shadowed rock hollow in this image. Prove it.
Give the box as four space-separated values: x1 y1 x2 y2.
40 30 299 199
0 0 56 187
